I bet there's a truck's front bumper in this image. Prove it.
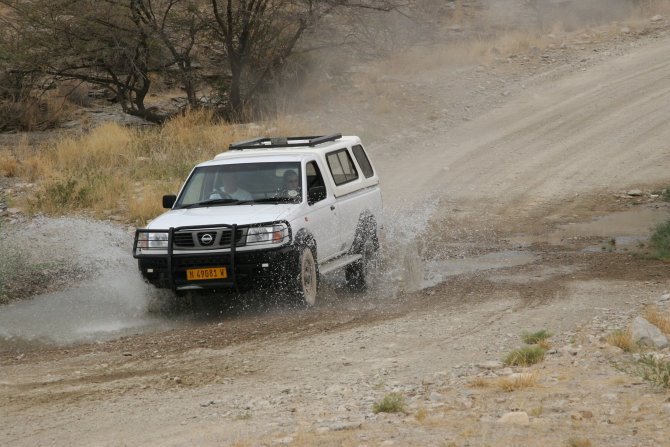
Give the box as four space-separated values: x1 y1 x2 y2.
133 223 296 292
137 246 297 291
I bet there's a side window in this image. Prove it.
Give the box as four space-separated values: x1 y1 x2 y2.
306 161 325 189
352 145 374 178
306 161 327 204
326 149 359 186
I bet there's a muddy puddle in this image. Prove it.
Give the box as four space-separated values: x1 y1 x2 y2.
505 205 670 250
0 213 540 348
552 207 669 241
422 251 538 289
3 204 661 348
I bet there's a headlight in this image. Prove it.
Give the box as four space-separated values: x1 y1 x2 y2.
247 224 288 245
137 232 169 249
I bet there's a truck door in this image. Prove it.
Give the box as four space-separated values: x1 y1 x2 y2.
325 148 363 253
304 160 340 262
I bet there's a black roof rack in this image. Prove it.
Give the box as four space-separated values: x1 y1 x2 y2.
229 134 342 150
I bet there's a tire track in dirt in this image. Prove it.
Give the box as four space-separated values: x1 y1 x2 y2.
379 36 670 217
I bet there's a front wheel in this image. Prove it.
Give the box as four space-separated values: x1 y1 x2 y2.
291 245 319 307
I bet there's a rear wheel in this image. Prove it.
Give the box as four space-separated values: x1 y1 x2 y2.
345 233 379 292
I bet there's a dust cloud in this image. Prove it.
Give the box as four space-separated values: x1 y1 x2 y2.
485 0 638 31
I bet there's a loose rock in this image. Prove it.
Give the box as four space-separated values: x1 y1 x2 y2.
477 361 504 370
631 316 669 348
498 411 530 425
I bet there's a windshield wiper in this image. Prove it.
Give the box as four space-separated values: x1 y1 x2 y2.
242 198 280 204
181 198 241 209
181 197 299 208
245 197 300 204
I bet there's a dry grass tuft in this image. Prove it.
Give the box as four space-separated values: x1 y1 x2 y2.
606 329 635 352
643 306 670 335
0 151 18 177
414 407 428 423
127 184 179 226
0 96 73 132
567 438 592 447
12 112 302 224
468 376 491 388
497 371 539 392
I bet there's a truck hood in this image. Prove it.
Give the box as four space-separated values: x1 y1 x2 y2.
146 204 298 229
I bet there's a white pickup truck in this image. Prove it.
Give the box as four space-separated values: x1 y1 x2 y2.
133 134 383 306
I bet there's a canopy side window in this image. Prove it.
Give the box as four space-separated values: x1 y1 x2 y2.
326 149 359 186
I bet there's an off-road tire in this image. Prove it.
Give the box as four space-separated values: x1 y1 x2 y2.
345 218 379 291
289 243 319 307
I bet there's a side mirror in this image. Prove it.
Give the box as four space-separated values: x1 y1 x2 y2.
162 194 177 209
307 186 327 205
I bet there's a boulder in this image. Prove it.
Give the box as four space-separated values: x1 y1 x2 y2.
498 411 530 425
631 316 668 348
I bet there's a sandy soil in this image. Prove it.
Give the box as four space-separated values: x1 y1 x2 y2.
2 4 670 447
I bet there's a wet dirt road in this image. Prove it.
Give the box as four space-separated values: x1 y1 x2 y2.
2 24 670 447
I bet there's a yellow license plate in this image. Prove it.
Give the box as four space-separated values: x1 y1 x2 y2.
186 267 228 281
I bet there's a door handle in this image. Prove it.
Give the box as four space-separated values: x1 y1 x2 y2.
330 205 335 211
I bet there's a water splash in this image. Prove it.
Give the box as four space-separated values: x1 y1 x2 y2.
0 217 173 347
370 198 438 297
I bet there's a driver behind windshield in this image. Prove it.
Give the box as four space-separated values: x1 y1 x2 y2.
210 172 253 201
280 170 301 200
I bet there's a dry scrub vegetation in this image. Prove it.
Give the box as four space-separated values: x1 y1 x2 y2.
469 371 540 392
0 94 74 132
1 110 300 224
606 328 635 352
3 0 670 226
643 305 670 335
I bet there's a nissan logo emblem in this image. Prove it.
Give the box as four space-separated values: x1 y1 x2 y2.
200 233 214 245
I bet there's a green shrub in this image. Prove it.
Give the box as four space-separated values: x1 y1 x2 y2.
638 354 670 389
504 346 546 366
373 393 405 414
650 220 670 260
522 329 552 345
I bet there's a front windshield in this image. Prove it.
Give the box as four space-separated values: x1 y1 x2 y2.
175 162 302 208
